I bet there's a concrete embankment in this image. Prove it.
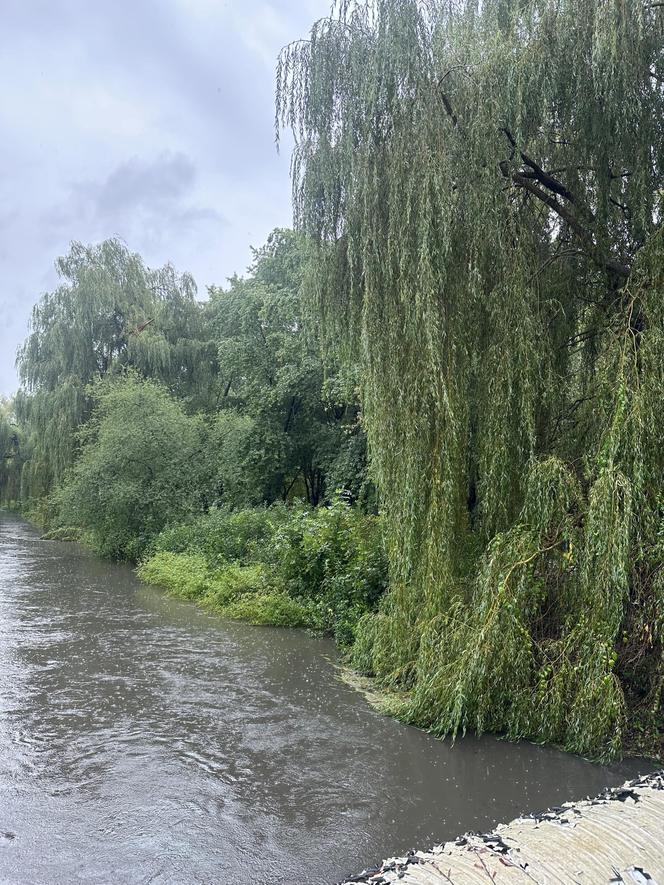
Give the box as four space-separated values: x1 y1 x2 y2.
341 772 664 884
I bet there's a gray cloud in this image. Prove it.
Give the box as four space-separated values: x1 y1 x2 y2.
0 0 329 393
49 152 227 261
92 153 198 214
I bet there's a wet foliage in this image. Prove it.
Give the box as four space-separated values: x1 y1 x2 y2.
277 0 664 758
140 499 387 645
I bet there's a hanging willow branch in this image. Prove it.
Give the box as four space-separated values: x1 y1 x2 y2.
278 0 664 759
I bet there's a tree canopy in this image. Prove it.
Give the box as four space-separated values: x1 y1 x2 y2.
9 230 370 542
205 229 368 507
0 398 23 505
277 0 664 757
55 374 206 559
16 238 215 498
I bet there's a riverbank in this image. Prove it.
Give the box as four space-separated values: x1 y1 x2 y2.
136 516 664 766
10 504 661 766
137 527 663 766
135 500 387 647
341 771 664 884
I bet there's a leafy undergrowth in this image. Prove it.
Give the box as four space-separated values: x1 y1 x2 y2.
138 552 309 628
137 500 387 643
40 525 82 542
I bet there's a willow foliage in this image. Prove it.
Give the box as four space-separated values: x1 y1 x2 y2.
277 0 664 757
0 398 24 505
16 239 214 497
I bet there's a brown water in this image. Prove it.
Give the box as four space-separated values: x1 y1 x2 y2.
0 514 646 884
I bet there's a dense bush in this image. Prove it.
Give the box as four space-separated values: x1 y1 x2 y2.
151 505 289 567
267 500 387 644
139 499 387 645
138 552 210 600
138 550 309 628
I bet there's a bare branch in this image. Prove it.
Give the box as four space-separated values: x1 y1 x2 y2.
441 93 458 126
501 164 630 279
501 128 577 204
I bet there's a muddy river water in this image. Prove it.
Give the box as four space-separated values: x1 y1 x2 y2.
0 514 646 884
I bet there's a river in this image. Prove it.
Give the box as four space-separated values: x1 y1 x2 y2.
0 514 646 884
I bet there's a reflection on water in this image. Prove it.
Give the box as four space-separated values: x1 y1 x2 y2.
0 514 646 884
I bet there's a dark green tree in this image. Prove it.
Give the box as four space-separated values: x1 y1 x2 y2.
206 229 368 506
278 0 664 757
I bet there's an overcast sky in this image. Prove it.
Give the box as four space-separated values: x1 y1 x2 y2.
0 0 329 394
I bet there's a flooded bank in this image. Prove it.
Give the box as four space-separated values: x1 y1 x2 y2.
0 514 646 884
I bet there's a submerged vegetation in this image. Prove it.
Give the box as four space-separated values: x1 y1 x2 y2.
2 0 663 761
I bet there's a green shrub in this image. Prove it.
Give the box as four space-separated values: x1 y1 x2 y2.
153 505 289 566
223 593 310 627
141 499 388 643
139 552 309 629
40 525 81 542
267 499 387 645
137 552 209 600
203 563 269 607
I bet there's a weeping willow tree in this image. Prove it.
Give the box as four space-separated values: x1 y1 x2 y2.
16 239 215 500
277 0 664 757
0 398 25 506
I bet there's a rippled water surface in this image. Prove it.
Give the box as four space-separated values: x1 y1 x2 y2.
0 513 646 884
